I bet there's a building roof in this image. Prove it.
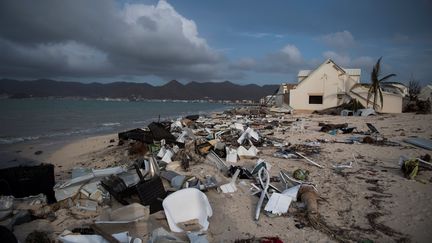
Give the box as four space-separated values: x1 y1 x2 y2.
343 69 361 76
351 84 404 97
298 68 361 77
298 70 312 77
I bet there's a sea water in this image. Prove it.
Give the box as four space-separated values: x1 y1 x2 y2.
0 99 229 145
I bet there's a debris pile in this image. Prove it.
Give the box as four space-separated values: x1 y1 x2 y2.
1 108 428 242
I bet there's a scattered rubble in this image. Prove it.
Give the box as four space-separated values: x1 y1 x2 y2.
1 108 429 242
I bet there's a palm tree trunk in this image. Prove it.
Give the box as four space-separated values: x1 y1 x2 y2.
374 89 378 110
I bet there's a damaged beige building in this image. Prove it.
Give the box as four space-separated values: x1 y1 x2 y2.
287 59 403 113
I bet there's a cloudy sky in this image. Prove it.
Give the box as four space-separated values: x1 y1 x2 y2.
0 0 431 85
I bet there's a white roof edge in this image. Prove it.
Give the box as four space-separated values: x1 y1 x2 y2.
343 68 361 76
298 68 361 77
298 70 312 77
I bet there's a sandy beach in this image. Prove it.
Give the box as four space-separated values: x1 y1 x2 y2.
6 111 432 242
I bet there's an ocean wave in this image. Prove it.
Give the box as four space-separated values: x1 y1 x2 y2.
0 126 114 145
102 122 121 127
0 136 41 144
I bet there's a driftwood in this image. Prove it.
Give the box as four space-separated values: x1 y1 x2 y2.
298 185 348 242
299 185 319 214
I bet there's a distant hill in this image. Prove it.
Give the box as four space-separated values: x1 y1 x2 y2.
0 79 280 101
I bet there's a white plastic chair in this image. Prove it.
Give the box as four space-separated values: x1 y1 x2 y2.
162 188 213 232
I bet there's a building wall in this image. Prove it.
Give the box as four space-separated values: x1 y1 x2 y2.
350 75 360 82
351 90 403 113
289 61 357 110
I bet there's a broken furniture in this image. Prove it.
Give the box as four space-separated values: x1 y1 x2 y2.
148 122 177 144
97 203 149 223
55 166 127 203
0 163 56 203
136 177 167 214
219 169 240 193
162 188 212 232
340 108 376 117
237 127 260 145
101 175 133 205
206 151 229 173
254 167 270 221
118 128 153 144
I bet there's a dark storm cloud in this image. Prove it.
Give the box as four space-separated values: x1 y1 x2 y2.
0 0 223 81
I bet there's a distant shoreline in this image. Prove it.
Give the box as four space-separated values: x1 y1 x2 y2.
0 96 260 106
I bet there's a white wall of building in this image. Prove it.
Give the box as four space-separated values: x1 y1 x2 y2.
290 60 358 110
351 90 403 113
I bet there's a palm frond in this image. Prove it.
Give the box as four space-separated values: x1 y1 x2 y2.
381 82 405 94
379 73 396 82
349 83 369 91
375 57 382 77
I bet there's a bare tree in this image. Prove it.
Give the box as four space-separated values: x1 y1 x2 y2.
408 77 421 101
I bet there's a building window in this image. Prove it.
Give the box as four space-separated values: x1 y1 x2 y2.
309 95 323 104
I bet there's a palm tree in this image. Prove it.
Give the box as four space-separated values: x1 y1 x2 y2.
367 57 396 110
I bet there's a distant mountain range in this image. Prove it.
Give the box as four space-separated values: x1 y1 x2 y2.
0 79 280 101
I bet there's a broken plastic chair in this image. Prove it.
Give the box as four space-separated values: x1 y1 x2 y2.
254 167 270 221
206 151 229 173
279 170 305 188
237 127 260 144
162 188 213 233
251 159 271 175
220 169 240 193
237 144 258 159
356 108 376 117
225 147 238 163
